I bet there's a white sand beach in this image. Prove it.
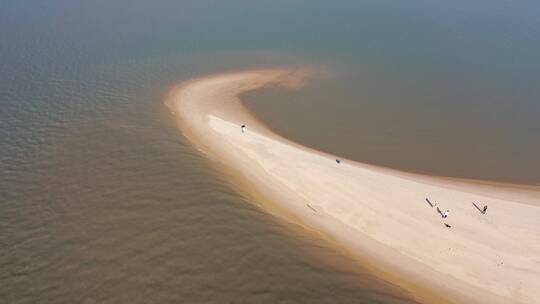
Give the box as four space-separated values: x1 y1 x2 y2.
166 68 540 303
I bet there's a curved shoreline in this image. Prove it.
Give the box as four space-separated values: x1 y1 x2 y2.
166 68 540 303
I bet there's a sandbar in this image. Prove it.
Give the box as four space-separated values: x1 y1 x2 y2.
166 68 540 303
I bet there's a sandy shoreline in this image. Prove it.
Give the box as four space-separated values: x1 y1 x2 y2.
166 68 540 303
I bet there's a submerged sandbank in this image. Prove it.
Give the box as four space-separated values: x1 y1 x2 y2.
166 68 540 303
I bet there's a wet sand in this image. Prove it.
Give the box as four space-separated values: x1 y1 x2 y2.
166 68 540 303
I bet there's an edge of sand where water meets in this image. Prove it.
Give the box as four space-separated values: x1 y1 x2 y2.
165 67 540 304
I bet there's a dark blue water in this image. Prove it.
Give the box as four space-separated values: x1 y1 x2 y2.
2 0 539 303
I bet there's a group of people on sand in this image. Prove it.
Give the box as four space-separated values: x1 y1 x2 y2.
239 123 490 228
425 198 488 228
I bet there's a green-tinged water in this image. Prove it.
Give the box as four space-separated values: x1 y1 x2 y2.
1 0 539 303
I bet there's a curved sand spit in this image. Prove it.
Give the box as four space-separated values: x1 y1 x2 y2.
166 68 540 303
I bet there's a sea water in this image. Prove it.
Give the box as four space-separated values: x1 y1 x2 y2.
2 0 539 303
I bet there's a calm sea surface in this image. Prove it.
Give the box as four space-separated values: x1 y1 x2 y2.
2 0 539 303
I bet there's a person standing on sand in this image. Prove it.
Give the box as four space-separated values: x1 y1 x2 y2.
443 210 449 219
241 124 246 133
472 201 489 214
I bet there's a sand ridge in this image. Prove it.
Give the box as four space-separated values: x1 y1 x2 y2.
166 68 540 304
